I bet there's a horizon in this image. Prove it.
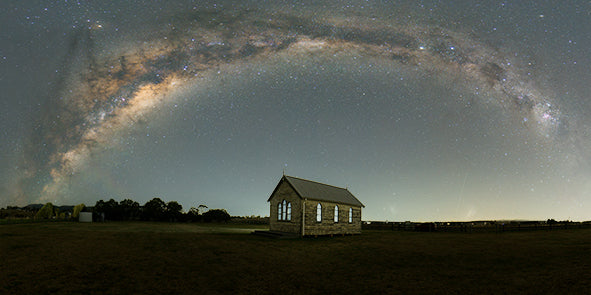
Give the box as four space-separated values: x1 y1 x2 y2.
4 201 589 223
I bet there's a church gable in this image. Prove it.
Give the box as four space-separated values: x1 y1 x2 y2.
268 179 302 234
268 176 301 203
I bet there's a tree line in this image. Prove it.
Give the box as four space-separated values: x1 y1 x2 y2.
1 197 231 223
92 197 230 222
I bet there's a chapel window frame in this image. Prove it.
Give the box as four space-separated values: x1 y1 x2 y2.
348 207 353 223
286 202 292 221
316 203 322 222
282 200 287 221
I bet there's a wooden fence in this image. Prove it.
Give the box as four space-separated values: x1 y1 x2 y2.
362 221 591 233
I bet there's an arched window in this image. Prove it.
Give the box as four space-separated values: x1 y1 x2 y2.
348 207 353 223
287 203 292 221
277 202 282 221
334 205 339 223
316 203 322 222
282 200 287 221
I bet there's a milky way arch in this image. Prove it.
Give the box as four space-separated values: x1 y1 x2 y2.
19 9 564 204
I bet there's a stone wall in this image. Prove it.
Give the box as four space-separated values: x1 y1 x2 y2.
303 200 362 236
269 181 302 234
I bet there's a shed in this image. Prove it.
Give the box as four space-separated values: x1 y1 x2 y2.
79 212 93 222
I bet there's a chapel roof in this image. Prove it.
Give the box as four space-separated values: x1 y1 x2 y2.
269 175 364 207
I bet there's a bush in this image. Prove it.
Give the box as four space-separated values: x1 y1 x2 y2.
202 209 231 223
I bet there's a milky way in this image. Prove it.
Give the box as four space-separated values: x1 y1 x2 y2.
14 7 572 210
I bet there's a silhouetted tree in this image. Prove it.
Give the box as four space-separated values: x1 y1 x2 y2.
165 201 183 222
103 199 120 220
119 199 140 220
142 197 166 221
93 200 106 221
186 207 201 222
202 209 231 223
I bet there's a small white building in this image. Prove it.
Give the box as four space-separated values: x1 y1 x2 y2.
79 212 93 222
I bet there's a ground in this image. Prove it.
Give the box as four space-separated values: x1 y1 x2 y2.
1 222 590 294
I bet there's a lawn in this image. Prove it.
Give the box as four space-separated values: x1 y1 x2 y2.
1 222 589 294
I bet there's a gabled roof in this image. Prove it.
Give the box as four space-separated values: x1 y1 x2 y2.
268 175 364 207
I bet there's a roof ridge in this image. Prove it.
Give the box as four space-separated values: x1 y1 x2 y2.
278 175 364 207
284 175 348 191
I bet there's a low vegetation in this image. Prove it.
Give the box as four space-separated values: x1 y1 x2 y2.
1 222 590 294
1 197 234 223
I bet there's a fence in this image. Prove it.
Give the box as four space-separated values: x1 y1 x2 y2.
362 221 591 233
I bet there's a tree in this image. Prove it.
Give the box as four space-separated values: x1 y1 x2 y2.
119 199 140 220
35 203 54 219
165 201 183 222
54 207 61 219
104 199 120 220
93 200 106 221
186 207 201 222
142 197 166 221
72 204 86 219
202 209 231 223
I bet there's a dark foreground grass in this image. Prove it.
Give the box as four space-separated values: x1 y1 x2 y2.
1 222 590 294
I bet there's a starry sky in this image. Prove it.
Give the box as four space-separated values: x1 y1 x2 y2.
1 1 590 221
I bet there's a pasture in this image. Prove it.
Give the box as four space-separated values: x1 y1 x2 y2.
1 222 590 294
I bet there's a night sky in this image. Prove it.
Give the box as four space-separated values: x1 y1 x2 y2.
1 1 590 221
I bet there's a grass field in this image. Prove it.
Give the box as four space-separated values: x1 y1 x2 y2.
1 222 590 294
